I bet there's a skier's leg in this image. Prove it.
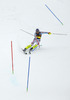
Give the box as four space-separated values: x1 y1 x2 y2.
29 44 38 54
23 38 35 52
25 44 32 49
36 39 40 45
23 44 32 52
29 39 40 53
32 44 38 49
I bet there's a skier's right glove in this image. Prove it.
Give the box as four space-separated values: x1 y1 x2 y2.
48 32 51 35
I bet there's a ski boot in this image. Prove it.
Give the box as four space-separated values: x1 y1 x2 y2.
22 48 27 54
29 47 33 54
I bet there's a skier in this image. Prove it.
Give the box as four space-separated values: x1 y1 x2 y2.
23 29 51 54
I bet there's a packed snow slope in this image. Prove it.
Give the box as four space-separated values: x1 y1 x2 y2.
0 0 70 100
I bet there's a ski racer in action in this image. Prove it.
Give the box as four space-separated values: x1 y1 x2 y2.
23 29 51 54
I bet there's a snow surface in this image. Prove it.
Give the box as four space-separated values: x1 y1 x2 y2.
0 0 70 100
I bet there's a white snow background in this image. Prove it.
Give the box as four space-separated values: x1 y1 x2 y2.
0 0 70 100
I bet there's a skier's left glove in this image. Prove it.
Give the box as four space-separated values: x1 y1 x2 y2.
48 32 51 35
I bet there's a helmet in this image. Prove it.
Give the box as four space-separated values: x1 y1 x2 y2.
36 29 39 32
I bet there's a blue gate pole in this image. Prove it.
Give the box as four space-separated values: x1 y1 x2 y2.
27 56 31 91
45 4 63 25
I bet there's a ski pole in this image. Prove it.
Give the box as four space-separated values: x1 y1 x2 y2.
20 29 34 36
21 29 69 36
52 33 68 36
41 32 68 36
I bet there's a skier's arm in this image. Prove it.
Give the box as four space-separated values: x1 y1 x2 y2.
41 32 51 35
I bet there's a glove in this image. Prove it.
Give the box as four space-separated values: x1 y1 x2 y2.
48 32 51 35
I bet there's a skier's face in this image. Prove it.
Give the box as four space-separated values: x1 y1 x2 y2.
36 32 39 34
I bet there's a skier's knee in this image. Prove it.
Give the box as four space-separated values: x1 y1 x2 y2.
33 44 38 49
25 44 32 49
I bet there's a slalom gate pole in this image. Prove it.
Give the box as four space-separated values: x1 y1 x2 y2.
27 56 31 92
45 4 63 25
11 41 14 74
